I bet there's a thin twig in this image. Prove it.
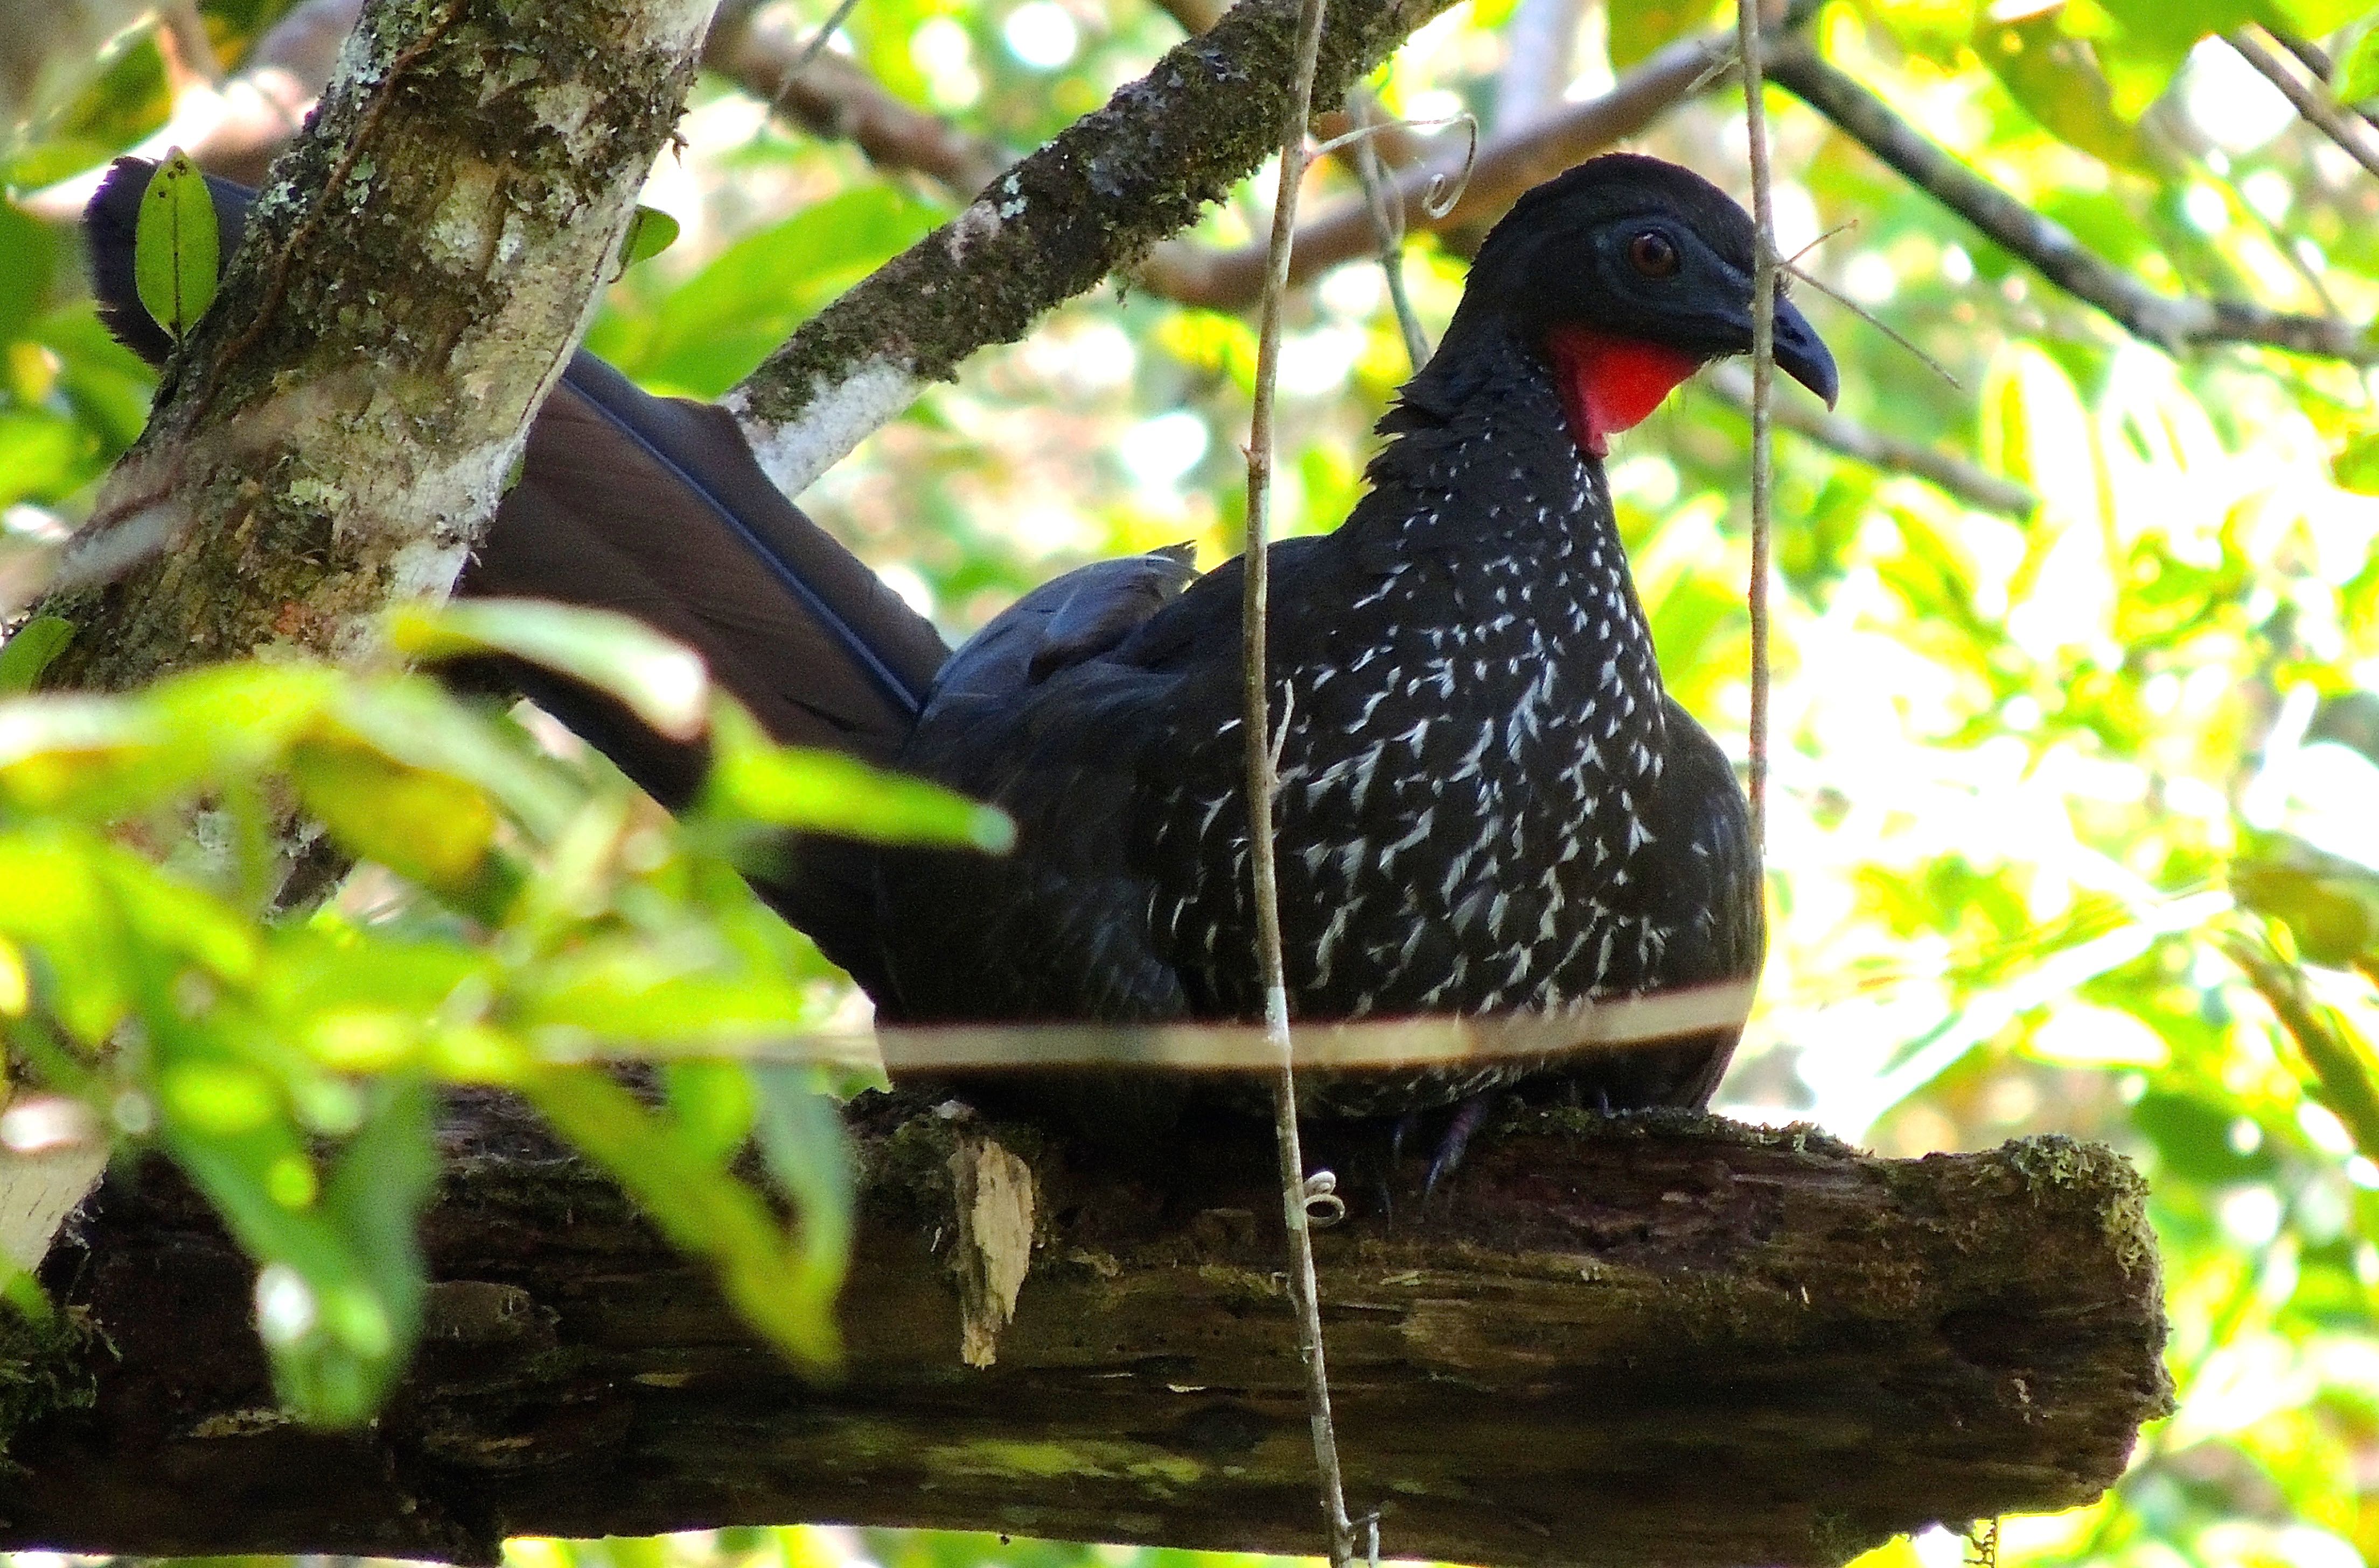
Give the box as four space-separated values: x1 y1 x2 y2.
2225 29 2379 185
1700 365 2035 515
2266 25 2379 131
705 4 1012 197
1349 101 1432 369
1738 0 1778 853
2221 926 2379 1160
1137 20 1766 308
1782 263 1961 387
1243 0 1358 1561
1767 43 2379 364
791 0 869 75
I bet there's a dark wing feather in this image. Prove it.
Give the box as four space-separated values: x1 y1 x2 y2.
875 549 1204 1024
463 353 947 788
1551 696 1761 1111
85 159 953 980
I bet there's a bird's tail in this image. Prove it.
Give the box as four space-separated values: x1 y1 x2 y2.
82 157 951 979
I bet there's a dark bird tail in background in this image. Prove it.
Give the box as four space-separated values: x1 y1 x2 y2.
82 158 952 983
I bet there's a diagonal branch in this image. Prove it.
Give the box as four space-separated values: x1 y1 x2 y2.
1136 22 1749 308
1701 364 2038 517
1767 43 2377 364
2264 25 2379 133
723 0 1470 496
702 0 1014 198
2224 28 2379 185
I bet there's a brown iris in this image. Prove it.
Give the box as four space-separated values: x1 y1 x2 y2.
1627 231 1680 278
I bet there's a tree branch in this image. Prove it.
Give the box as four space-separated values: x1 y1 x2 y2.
1134 22 1741 309
702 0 1014 199
4 1096 2174 1567
2264 26 2379 133
14 0 712 1276
41 0 711 692
1702 364 2038 517
1767 43 2378 364
724 0 1470 497
2224 29 2379 185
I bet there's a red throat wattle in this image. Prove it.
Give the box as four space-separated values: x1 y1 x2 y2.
1546 325 1704 460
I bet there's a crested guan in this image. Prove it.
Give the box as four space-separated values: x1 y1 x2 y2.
82 152 1837 1148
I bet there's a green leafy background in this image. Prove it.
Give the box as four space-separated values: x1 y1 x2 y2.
6 0 2379 1563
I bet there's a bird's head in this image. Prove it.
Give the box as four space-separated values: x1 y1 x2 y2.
1447 153 1840 459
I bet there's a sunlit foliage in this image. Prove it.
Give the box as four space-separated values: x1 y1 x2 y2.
5 0 2379 1562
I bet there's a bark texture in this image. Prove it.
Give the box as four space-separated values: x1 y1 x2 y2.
40 0 710 691
4 1097 2173 1568
724 0 1464 493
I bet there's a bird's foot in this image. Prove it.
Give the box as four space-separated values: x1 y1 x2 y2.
1423 1092 1504 1197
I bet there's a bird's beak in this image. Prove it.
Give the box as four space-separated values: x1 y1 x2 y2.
1771 295 1839 409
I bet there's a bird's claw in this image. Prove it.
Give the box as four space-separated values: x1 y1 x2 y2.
1422 1093 1502 1197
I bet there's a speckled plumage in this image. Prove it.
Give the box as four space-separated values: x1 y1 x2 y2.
871 157 1841 1124
867 156 1839 1135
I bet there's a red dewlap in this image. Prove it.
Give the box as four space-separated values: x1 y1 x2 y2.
1547 325 1704 459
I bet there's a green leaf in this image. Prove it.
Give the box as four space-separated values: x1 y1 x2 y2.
2232 832 2379 968
0 411 85 507
622 205 681 270
2263 0 2378 36
521 1063 842 1370
2082 0 2260 117
0 665 337 819
1608 0 1712 71
752 1064 854 1310
508 935 813 1045
389 599 710 743
664 1058 760 1165
324 676 580 843
587 187 938 397
316 1077 436 1403
166 1076 438 1425
0 617 73 695
0 199 57 347
132 148 220 345
2338 430 2379 494
287 738 501 898
1977 12 2151 171
703 700 1014 850
2340 25 2379 103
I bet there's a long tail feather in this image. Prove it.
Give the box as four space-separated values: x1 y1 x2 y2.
84 158 951 977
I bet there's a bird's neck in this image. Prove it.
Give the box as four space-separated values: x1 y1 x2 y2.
1359 326 1651 599
1335 323 1670 727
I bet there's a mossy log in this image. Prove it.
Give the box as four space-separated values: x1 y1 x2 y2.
1 1095 2171 1567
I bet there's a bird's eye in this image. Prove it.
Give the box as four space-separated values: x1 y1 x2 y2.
1627 231 1680 278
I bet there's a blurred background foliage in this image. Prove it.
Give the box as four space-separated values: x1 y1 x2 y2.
4 0 2379 1563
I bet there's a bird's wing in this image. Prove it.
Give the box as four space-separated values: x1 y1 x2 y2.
82 157 953 984
1550 695 1762 1110
873 549 1212 1023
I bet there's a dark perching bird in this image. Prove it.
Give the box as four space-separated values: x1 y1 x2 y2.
85 153 1836 1166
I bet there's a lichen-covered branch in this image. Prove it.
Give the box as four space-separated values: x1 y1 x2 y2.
11 0 709 1273
1134 22 1735 307
3 1096 2172 1568
1768 43 2379 364
724 0 1465 496
38 0 710 693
